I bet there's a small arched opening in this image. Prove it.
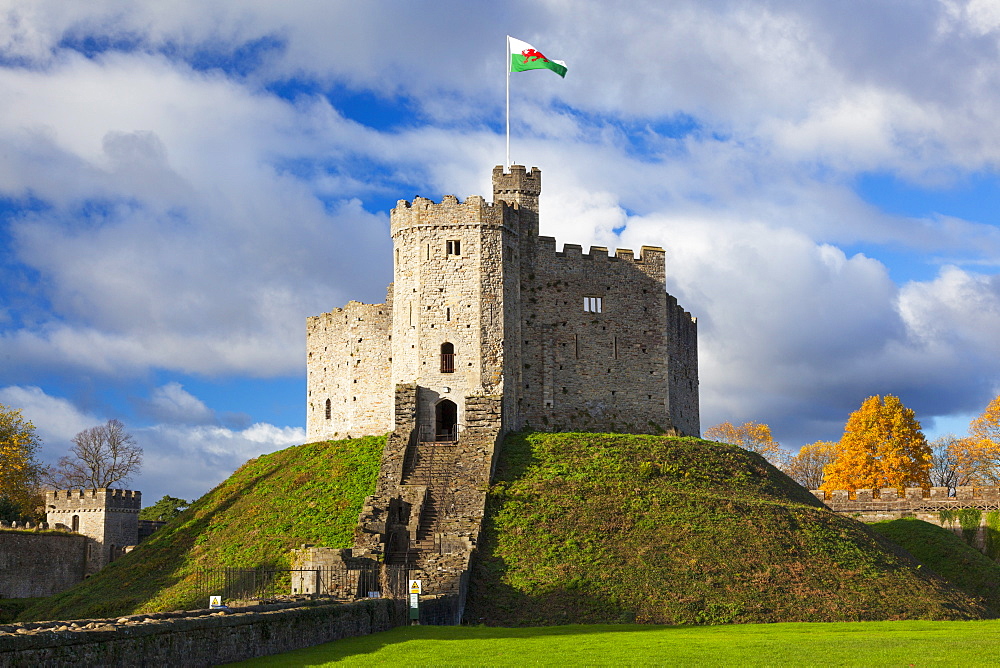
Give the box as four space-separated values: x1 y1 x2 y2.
325 398 332 420
435 399 458 441
71 515 80 533
440 342 455 373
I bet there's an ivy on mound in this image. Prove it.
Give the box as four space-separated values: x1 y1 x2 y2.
466 432 989 625
19 436 384 622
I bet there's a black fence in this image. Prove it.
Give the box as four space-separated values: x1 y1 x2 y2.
192 564 411 603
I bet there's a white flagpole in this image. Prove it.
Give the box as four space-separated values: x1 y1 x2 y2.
506 35 511 170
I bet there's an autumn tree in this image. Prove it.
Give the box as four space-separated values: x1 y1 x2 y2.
704 421 785 465
0 404 44 521
821 395 931 492
951 393 1000 485
970 394 1000 445
783 441 837 490
49 419 143 489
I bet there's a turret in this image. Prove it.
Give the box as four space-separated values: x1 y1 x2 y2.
493 165 540 238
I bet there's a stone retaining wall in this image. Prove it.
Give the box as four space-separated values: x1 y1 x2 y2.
0 530 87 599
0 598 405 667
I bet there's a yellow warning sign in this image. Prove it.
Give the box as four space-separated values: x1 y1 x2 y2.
409 579 422 595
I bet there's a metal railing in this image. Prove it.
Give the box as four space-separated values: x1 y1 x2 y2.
191 564 409 602
440 353 455 373
417 423 462 443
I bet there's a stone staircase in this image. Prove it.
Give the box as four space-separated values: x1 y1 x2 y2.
351 387 504 624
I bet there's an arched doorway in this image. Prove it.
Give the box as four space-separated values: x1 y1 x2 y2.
435 399 458 440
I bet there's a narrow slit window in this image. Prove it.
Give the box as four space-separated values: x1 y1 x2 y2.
446 307 451 322
440 342 455 373
325 398 332 420
446 240 461 256
584 296 603 313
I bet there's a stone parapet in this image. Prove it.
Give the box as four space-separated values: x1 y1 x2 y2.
46 488 141 511
813 487 1000 511
0 598 405 667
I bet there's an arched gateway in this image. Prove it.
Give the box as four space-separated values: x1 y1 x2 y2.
435 399 458 440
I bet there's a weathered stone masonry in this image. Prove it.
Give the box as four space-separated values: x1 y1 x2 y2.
305 166 700 617
45 488 141 574
307 165 700 442
0 530 87 599
813 486 1000 552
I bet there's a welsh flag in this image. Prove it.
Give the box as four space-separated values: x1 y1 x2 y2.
508 36 567 78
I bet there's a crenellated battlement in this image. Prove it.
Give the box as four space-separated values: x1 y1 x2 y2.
813 487 1000 510
392 194 490 211
307 299 389 329
46 488 142 511
492 164 541 198
390 194 516 238
534 237 666 270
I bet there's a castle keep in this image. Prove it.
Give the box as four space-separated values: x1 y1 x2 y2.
307 165 699 442
303 167 699 617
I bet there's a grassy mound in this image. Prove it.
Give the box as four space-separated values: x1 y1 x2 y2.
19 436 384 622
466 432 989 625
870 518 1000 614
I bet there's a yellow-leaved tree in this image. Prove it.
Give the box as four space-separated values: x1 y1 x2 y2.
0 404 44 521
821 395 931 493
783 441 838 490
704 421 785 465
952 394 1000 485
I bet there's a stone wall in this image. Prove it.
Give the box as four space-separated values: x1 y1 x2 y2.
517 239 699 436
666 294 699 436
306 293 393 441
812 486 1000 512
814 487 1000 552
0 530 87 598
0 598 405 667
45 489 141 573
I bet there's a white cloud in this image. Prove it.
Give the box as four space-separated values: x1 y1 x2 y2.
0 385 304 502
139 382 216 425
137 421 305 502
2 0 1000 458
0 385 97 463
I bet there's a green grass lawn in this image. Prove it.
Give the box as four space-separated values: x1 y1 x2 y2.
232 620 1000 666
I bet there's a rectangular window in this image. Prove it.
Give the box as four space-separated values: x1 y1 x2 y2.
584 296 603 313
446 240 461 256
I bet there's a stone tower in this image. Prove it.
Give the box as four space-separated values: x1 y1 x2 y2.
45 488 141 574
307 164 699 442
388 191 521 440
305 165 699 617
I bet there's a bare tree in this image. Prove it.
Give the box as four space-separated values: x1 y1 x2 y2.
929 434 966 492
50 419 143 489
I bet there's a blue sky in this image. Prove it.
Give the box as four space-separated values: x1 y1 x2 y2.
3 1 1000 503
